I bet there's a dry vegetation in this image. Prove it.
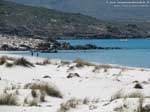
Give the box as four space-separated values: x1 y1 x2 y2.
111 90 123 101
57 97 97 112
0 56 7 65
111 90 145 101
127 92 144 98
73 58 95 67
28 99 38 106
36 59 51 65
14 57 34 67
31 90 38 98
0 56 15 65
0 93 18 105
61 60 71 66
58 98 81 112
0 56 34 67
23 89 46 106
25 82 63 98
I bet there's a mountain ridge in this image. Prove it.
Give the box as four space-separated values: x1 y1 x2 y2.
5 0 150 21
0 0 150 39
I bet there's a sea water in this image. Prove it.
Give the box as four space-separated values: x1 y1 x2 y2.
10 39 150 68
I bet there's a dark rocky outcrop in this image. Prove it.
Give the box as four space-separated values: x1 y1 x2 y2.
43 75 51 79
67 73 80 78
36 42 122 51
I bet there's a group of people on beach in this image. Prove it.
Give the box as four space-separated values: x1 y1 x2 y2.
31 51 39 57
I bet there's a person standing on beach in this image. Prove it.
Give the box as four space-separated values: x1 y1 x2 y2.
36 52 39 57
31 51 33 56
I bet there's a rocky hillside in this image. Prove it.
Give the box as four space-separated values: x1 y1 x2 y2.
0 0 150 39
6 0 150 21
0 0 107 39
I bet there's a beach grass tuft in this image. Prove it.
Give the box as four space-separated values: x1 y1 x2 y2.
27 83 63 98
0 56 7 65
0 93 18 105
58 98 81 112
31 90 38 98
127 92 144 98
14 57 34 67
73 58 95 67
29 99 38 106
5 62 14 67
36 59 51 65
111 90 123 101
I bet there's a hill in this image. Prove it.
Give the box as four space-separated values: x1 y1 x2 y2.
0 0 108 39
0 0 150 39
6 0 150 21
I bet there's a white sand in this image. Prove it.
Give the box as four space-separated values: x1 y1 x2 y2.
0 54 150 112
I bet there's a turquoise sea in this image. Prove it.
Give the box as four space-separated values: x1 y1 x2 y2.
10 39 150 68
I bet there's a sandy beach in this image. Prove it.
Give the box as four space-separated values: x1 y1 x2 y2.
0 53 150 112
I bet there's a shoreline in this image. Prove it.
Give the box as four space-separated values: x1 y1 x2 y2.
57 38 150 40
0 51 149 69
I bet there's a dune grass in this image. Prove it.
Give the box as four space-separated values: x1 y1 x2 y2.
31 90 38 98
73 58 95 67
0 56 34 67
14 57 34 67
127 92 144 98
111 90 123 101
0 94 17 105
58 98 81 112
5 62 14 67
0 56 15 65
26 83 62 98
29 99 38 106
61 60 71 65
40 91 46 102
36 59 51 65
0 56 7 65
